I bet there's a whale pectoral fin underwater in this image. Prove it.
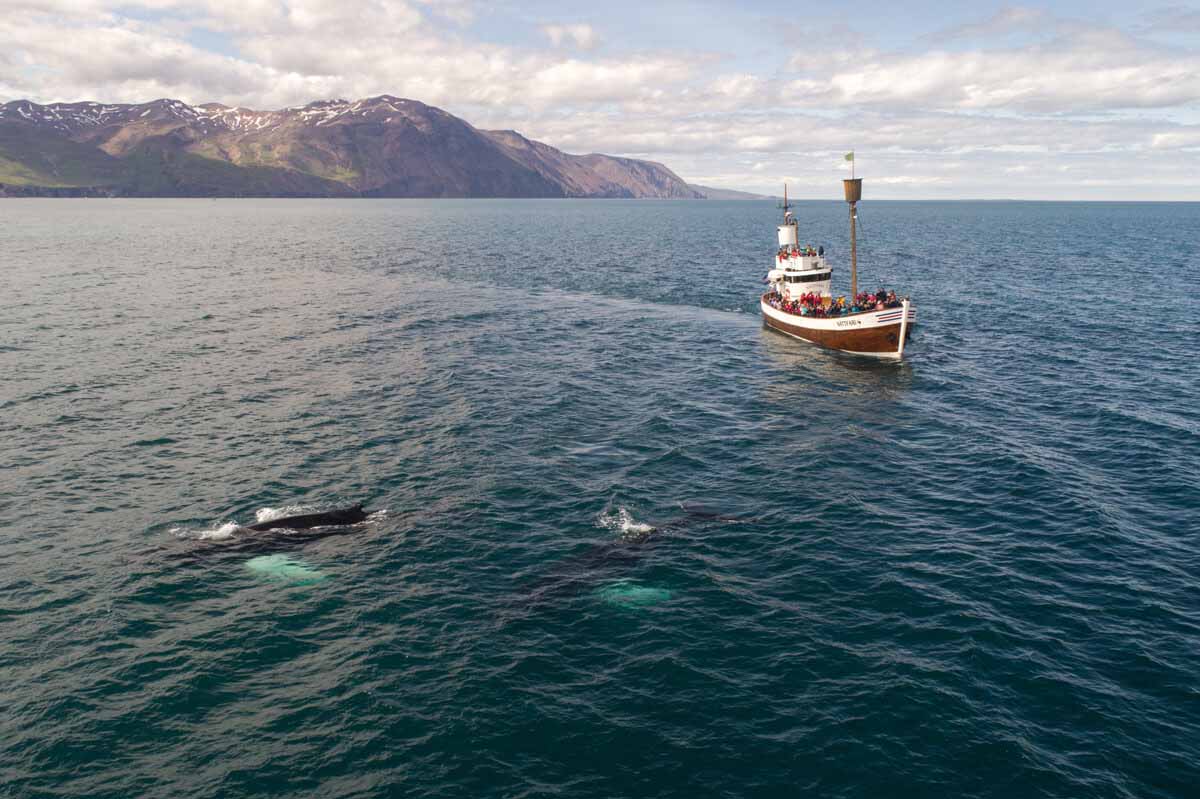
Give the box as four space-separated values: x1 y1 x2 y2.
245 554 328 585
508 524 663 614
597 580 672 607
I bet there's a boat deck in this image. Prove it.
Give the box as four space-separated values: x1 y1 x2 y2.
762 292 906 320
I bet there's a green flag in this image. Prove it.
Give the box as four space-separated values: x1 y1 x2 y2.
844 151 854 162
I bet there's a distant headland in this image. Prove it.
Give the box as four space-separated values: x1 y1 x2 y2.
0 95 763 199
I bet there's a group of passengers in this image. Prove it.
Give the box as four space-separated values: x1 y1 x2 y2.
766 288 903 317
856 290 903 310
777 245 823 260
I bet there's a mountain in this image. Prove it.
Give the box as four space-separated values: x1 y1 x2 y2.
0 96 703 199
688 184 772 200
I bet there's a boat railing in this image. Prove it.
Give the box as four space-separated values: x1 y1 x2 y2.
776 255 824 268
763 292 907 319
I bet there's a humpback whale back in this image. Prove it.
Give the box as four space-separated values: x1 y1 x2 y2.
246 503 368 532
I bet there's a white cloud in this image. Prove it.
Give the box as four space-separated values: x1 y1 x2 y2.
415 0 474 26
1 3 1199 197
0 3 695 111
531 57 694 105
1151 129 1200 149
1141 5 1200 34
929 6 1048 42
0 13 286 103
784 31 1200 113
540 23 600 51
872 175 947 185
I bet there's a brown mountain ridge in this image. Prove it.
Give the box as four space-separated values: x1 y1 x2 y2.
0 95 705 199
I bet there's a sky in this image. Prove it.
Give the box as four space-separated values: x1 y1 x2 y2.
2 1 1200 199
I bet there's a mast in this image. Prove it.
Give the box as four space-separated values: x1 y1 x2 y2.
843 177 862 299
782 183 799 242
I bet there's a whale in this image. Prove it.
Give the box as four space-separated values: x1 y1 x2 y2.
509 504 757 612
672 502 756 525
173 503 373 558
514 535 654 611
245 503 369 531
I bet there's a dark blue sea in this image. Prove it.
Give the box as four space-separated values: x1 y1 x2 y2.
2 198 1198 799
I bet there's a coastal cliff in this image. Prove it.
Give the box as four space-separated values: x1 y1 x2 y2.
0 96 704 199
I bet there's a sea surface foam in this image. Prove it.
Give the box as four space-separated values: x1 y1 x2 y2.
597 506 655 541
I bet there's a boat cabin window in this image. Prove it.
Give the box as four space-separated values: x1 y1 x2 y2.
784 272 831 283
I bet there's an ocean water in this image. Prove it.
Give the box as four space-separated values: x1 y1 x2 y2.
1 198 1198 798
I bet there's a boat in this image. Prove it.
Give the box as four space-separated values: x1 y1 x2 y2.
760 178 914 358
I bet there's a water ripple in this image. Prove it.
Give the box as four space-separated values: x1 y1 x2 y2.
0 199 1197 798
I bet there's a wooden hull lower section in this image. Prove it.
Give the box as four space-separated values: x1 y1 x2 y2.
761 300 914 358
